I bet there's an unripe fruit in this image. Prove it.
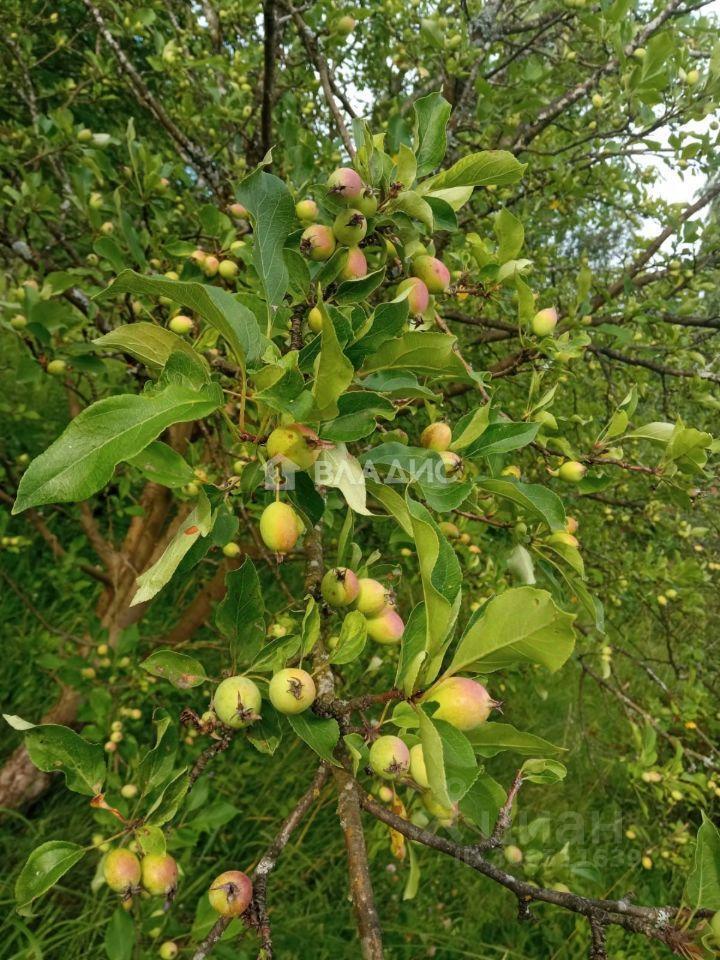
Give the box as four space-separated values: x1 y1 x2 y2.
213 675 262 728
321 567 360 607
47 359 67 376
532 307 558 337
295 199 319 221
169 314 193 335
397 277 430 315
558 460 587 483
356 190 378 217
366 607 404 644
142 853 178 896
229 202 248 219
424 677 496 731
548 531 579 548
268 668 316 714
191 248 207 264
308 306 323 333
77 128 93 142
333 209 367 246
208 870 253 917
300 224 336 261
104 849 141 894
422 792 457 825
504 845 523 865
100 221 114 235
89 191 103 209
218 259 238 280
340 247 368 280
409 743 429 788
353 578 387 617
259 501 303 553
686 68 700 85
10 314 27 330
439 450 463 477
633 47 646 61
591 93 603 108
327 167 364 204
566 516 579 534
203 255 220 276
412 255 450 294
334 14 356 34
222 542 241 558
266 423 320 471
438 521 460 539
159 942 178 960
369 735 410 779
120 783 138 799
230 240 246 254
378 785 394 802
420 422 452 451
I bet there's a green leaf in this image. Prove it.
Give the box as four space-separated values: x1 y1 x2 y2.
463 421 540 459
335 267 387 305
315 443 371 516
145 768 190 826
135 825 166 857
313 304 354 420
13 355 223 513
450 405 490 451
475 478 566 531
93 322 206 373
140 650 207 689
448 587 575 674
395 143 417 187
137 711 178 796
286 713 341 766
686 814 720 910
494 208 524 262
417 706 451 808
330 610 368 665
422 151 525 191
392 192 434 233
459 775 507 832
96 271 266 364
520 758 567 784
414 91 452 177
320 391 396 443
215 560 266 664
104 909 134 960
236 168 296 310
19 723 105 796
126 440 194 488
131 489 214 605
247 706 283 756
366 480 413 537
468 722 565 759
300 597 321 656
407 496 462 678
15 841 86 911
361 332 473 379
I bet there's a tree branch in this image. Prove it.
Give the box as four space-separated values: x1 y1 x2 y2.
190 764 330 960
358 785 703 954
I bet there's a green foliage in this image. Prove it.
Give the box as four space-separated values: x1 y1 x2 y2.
1 0 719 956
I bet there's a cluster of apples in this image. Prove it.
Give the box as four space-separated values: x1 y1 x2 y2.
256 423 321 555
295 166 452 332
419 420 463 478
368 676 498 824
321 566 404 644
103 848 178 904
210 667 317 730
